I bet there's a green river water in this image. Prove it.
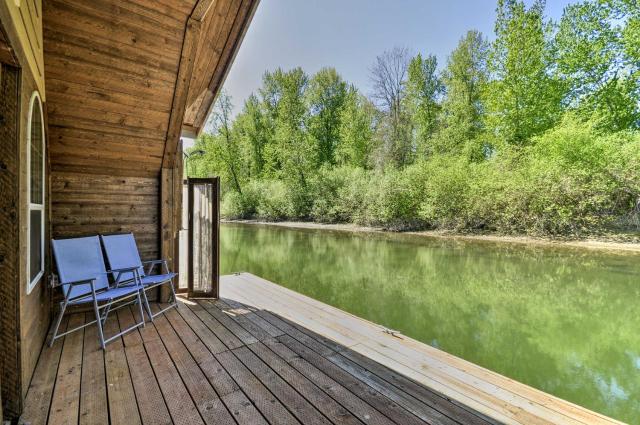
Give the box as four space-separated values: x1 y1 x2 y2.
220 222 640 423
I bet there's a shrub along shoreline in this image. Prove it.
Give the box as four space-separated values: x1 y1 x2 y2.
220 117 640 237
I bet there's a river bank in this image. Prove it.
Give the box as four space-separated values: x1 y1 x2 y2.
223 219 640 254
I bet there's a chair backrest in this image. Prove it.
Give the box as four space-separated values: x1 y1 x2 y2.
100 233 145 283
52 236 110 299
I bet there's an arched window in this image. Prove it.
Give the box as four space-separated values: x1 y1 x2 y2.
27 92 45 294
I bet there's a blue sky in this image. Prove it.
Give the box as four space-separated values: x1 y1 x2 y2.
220 0 578 117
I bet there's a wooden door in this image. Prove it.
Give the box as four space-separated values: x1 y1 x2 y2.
187 177 219 298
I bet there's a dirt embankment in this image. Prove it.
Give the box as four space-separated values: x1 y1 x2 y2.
223 219 640 254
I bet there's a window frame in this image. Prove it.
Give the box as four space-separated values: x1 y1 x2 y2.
26 91 45 294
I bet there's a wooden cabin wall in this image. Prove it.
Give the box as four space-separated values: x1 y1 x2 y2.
17 59 49 404
0 1 49 418
44 0 198 261
0 61 21 420
43 0 259 271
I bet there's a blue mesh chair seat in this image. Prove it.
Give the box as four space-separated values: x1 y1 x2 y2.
140 273 178 287
50 236 146 349
68 285 143 305
101 233 178 321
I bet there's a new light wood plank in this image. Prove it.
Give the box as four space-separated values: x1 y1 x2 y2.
224 278 539 424
221 273 623 425
265 307 497 424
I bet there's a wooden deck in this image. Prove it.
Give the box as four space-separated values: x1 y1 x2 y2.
22 278 494 425
20 273 622 425
222 273 623 425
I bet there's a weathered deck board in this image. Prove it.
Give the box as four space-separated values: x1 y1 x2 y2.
104 309 142 425
221 273 624 425
24 274 581 425
79 313 108 425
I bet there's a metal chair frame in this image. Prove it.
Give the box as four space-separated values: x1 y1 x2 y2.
101 233 178 322
49 267 146 350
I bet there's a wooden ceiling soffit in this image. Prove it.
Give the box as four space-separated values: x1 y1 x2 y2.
162 0 259 167
191 0 216 21
163 0 259 167
185 0 259 135
162 0 219 168
162 16 201 168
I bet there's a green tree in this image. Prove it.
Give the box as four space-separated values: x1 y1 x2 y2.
306 68 348 165
436 30 489 157
234 94 270 177
555 0 640 130
406 53 443 157
337 86 377 168
262 68 315 214
485 0 562 145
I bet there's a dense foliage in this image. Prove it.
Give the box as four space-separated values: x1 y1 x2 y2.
188 0 640 236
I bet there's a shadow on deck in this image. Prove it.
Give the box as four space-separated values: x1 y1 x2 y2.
21 295 494 424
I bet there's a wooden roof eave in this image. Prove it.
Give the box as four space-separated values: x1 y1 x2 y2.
182 0 260 138
162 0 259 167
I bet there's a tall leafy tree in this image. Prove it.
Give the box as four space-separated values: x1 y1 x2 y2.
234 94 270 177
262 68 314 205
555 0 640 130
436 30 489 156
485 0 562 145
406 53 443 157
337 86 377 168
306 68 348 165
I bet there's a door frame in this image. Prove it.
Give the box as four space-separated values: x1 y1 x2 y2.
187 177 220 298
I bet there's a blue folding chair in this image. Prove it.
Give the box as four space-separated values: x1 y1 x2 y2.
50 236 146 349
100 233 178 321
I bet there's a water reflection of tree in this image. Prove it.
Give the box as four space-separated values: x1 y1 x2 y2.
221 223 640 422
